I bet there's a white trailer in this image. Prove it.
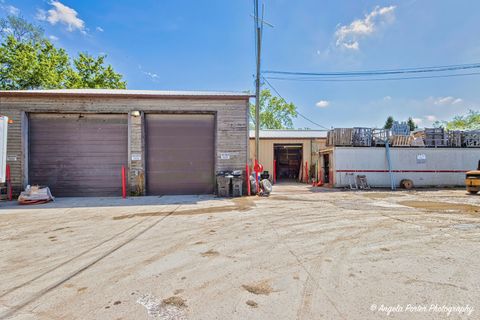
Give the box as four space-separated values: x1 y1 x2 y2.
0 116 8 183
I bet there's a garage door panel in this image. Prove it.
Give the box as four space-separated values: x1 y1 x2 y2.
146 114 215 195
29 113 128 197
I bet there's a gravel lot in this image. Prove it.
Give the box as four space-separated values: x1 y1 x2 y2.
0 184 479 320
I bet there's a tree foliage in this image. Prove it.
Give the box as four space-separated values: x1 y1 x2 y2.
407 117 417 131
249 89 298 129
384 116 394 129
68 53 126 89
0 36 71 89
0 15 126 90
0 15 44 43
434 110 480 130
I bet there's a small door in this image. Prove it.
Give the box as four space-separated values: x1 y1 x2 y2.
29 113 128 197
145 114 215 195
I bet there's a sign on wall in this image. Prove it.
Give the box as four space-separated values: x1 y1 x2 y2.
416 154 426 164
0 116 8 183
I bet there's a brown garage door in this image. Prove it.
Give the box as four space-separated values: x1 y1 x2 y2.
29 113 128 197
146 114 215 195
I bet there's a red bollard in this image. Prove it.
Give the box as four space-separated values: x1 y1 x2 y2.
6 164 11 201
246 163 251 196
121 166 127 199
273 160 277 184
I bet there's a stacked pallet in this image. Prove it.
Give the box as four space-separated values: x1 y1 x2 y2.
352 127 372 147
464 131 480 147
327 128 353 146
372 129 390 146
425 128 447 147
448 130 463 147
390 135 413 146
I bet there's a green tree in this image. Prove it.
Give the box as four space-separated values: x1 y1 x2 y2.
384 116 394 129
249 89 298 129
0 15 126 90
434 110 480 130
407 117 417 131
0 15 44 43
67 53 126 89
0 35 72 89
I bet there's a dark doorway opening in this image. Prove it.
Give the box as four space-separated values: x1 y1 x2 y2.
274 144 302 181
323 154 330 183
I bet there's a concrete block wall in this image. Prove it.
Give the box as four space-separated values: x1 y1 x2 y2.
0 94 250 195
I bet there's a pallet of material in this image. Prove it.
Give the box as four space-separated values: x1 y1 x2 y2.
352 127 372 147
464 131 480 147
448 130 463 147
425 128 448 147
372 129 390 145
391 121 410 136
327 128 353 146
390 135 413 146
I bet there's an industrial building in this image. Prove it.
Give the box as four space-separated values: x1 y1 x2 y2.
249 130 327 182
0 89 250 197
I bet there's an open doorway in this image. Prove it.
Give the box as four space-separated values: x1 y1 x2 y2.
323 153 330 183
274 144 303 181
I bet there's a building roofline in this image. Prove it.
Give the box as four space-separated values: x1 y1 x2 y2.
0 89 253 100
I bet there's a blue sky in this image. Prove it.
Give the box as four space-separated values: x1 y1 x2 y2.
2 0 479 128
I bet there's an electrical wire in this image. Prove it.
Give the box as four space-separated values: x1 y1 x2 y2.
264 71 480 82
263 62 480 77
262 77 330 130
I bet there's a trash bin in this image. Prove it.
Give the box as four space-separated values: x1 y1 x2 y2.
217 175 231 197
232 176 243 197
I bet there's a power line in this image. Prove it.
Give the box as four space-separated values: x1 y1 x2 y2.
263 62 480 77
262 77 330 130
264 71 480 82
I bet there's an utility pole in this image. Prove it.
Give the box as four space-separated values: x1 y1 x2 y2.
255 17 261 162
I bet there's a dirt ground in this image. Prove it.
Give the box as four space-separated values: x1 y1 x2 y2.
0 183 479 320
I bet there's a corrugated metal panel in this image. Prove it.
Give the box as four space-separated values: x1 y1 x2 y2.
29 114 128 196
146 114 215 195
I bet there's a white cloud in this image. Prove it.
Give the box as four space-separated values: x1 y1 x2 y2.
0 1 19 15
315 100 330 108
433 96 463 105
49 35 59 41
425 115 437 122
37 1 86 34
383 95 392 101
96 26 104 32
335 5 396 50
138 65 159 82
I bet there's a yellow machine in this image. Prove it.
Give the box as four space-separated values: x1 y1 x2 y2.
466 161 480 194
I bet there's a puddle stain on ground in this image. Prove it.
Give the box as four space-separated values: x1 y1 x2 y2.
399 201 480 214
113 198 255 220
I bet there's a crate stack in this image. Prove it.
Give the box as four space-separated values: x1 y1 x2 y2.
372 129 390 146
464 130 480 147
425 128 448 147
352 127 372 147
447 130 463 147
327 128 353 146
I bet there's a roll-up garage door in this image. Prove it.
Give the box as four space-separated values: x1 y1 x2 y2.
146 114 215 195
29 113 128 197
